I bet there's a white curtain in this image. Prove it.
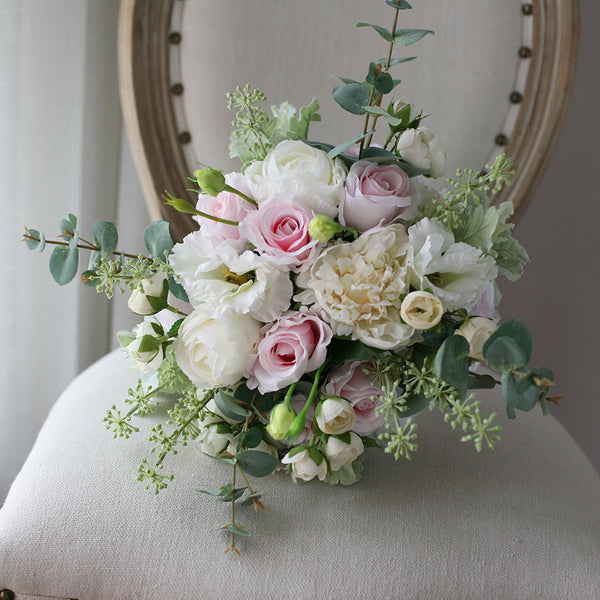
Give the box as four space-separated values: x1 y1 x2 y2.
0 0 147 501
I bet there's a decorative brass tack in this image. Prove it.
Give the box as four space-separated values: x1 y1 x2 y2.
168 32 182 45
510 91 523 104
171 83 184 96
522 4 533 15
518 46 532 59
179 131 192 144
495 134 509 146
0 590 15 600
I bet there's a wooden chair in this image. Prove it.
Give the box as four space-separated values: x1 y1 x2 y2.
3 2 599 599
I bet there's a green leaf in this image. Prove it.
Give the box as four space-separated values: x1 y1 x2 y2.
400 392 433 417
377 56 417 68
137 334 160 353
166 318 183 339
220 524 251 536
24 228 46 252
530 367 554 381
288 98 321 140
386 0 412 9
492 234 529 281
327 128 376 159
453 204 500 252
484 337 527 372
502 371 539 419
433 335 471 389
117 330 136 347
92 221 118 258
362 105 403 126
332 82 370 115
374 72 394 94
144 221 174 258
483 319 532 366
357 22 393 42
217 487 247 502
168 278 189 303
60 214 77 239
467 373 497 389
199 484 235 497
49 244 79 285
327 338 376 368
334 76 362 85
392 28 434 46
235 450 279 478
214 391 251 422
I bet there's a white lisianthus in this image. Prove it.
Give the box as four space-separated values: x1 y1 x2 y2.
408 218 498 311
455 317 497 360
169 229 293 322
315 398 355 435
244 140 347 218
326 432 364 472
400 291 444 330
127 272 167 315
281 449 327 482
124 317 164 373
396 127 446 178
174 309 260 389
296 224 415 349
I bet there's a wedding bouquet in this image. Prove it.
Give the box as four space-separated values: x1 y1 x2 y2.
24 0 555 553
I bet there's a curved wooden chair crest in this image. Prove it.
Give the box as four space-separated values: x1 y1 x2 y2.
118 0 578 241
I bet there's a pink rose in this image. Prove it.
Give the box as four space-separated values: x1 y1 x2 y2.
245 310 333 393
340 160 419 232
195 172 255 249
469 281 499 322
240 194 320 271
322 360 384 435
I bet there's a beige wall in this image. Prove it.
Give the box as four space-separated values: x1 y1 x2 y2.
501 0 599 473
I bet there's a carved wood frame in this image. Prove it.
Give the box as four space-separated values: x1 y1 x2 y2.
118 0 579 241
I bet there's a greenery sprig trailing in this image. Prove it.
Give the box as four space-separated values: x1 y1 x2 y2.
23 0 557 553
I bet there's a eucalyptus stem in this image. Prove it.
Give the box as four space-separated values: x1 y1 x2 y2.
22 231 139 259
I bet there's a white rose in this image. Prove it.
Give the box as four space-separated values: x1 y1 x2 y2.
326 432 364 471
281 449 327 482
315 398 355 435
200 424 234 457
396 127 446 178
169 230 293 322
400 291 444 330
174 309 260 389
296 225 415 350
124 317 164 373
127 272 167 315
455 317 497 360
408 218 498 311
244 140 347 218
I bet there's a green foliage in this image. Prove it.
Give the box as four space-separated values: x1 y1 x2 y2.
214 390 252 422
332 82 370 115
143 221 174 258
356 23 434 46
443 395 502 450
483 319 532 369
23 227 46 252
235 450 280 478
325 455 365 485
92 221 118 258
49 242 79 285
379 419 418 459
136 459 173 495
433 334 471 390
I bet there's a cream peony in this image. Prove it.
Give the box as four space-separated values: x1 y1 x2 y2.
400 290 444 330
396 127 446 177
174 309 260 389
326 432 364 471
169 230 293 323
455 317 497 360
244 140 347 218
296 225 415 349
408 218 498 311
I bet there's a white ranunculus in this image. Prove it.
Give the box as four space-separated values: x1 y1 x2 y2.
127 272 167 315
455 317 497 360
326 432 364 471
400 291 444 330
174 309 260 389
295 224 415 349
200 424 234 457
408 218 498 311
244 140 347 218
315 398 355 435
396 127 446 178
281 449 327 482
169 229 293 322
124 317 164 373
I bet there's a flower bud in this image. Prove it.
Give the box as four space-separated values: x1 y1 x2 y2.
400 290 444 330
455 317 497 360
315 397 355 435
308 214 342 243
266 402 296 440
194 167 227 196
288 412 307 439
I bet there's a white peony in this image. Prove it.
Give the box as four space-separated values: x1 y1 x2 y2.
244 140 347 218
396 127 446 178
408 218 498 311
326 432 364 471
169 229 293 322
296 225 415 349
174 309 260 389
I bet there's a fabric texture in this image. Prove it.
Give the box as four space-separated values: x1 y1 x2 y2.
0 350 599 600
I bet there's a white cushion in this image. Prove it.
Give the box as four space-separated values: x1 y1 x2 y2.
1 350 599 599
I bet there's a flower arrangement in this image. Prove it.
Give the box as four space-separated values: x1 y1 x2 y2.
24 0 556 554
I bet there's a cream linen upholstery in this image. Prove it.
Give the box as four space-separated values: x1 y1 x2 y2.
0 350 598 599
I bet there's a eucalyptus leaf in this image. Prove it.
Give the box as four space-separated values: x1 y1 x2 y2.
392 28 434 46
332 82 370 115
327 128 376 159
484 337 527 372
24 229 46 252
483 319 532 365
433 334 471 389
235 450 279 478
214 391 251 422
502 371 539 419
49 244 79 285
221 524 251 536
199 484 235 497
60 214 77 239
386 0 412 9
362 105 403 126
217 488 247 502
467 373 497 389
374 71 394 94
399 392 431 417
356 22 393 42
327 338 376 368
144 221 174 258
377 56 417 68
92 220 118 258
